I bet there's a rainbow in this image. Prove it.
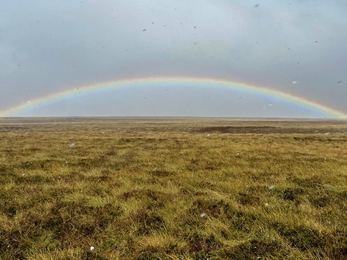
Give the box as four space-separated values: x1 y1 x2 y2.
1 76 346 118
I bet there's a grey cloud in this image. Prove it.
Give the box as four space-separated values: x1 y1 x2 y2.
1 0 346 116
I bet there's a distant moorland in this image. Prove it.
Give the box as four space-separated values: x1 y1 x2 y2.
0 117 347 259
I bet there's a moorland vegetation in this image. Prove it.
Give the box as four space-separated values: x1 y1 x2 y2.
0 118 347 259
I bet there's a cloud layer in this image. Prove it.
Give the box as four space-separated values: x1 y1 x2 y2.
1 0 346 116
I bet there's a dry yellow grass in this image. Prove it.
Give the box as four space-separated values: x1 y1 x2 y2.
0 118 347 259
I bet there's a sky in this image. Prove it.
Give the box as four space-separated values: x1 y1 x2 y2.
1 0 347 118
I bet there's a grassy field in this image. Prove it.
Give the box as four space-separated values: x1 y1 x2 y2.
0 117 347 259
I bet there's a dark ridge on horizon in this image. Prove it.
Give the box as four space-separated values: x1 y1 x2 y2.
0 116 346 134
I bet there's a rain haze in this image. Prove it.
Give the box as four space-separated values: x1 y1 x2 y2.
1 0 347 118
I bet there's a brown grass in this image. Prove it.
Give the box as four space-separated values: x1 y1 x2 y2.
0 118 347 259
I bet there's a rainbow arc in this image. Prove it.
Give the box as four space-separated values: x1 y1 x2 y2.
1 76 346 118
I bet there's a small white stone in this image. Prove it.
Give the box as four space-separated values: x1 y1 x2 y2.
265 203 269 206
90 246 94 251
200 213 206 218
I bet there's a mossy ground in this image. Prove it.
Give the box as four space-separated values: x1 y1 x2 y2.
0 118 347 259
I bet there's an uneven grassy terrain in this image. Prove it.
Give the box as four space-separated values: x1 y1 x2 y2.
0 118 347 259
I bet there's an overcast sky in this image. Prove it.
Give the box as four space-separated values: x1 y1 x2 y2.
1 0 347 117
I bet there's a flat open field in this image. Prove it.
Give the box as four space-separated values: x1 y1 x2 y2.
1 117 347 259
